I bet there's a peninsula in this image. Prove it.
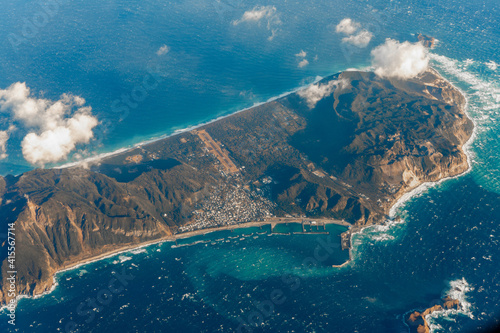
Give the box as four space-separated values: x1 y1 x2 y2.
0 69 473 305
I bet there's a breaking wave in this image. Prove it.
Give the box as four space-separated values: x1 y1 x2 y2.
426 278 474 333
430 54 500 193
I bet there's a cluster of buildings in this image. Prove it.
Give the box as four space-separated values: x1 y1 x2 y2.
178 181 276 232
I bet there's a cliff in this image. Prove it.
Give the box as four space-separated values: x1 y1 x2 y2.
0 69 473 305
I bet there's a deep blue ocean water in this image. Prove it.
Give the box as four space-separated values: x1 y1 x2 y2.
0 0 499 332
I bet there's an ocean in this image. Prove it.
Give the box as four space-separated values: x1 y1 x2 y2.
0 0 499 332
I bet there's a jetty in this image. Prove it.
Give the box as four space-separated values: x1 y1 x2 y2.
341 230 351 251
265 217 350 230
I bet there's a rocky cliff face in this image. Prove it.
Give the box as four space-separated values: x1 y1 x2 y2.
0 69 473 305
332 70 472 217
0 169 173 304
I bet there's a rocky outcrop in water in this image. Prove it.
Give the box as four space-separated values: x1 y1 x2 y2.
418 33 437 48
406 296 461 333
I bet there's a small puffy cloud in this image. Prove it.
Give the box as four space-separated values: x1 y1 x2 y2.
0 82 98 166
0 130 9 160
156 44 170 56
232 6 281 40
335 18 360 35
342 30 373 48
336 18 373 48
295 50 309 68
295 50 307 58
233 5 277 25
298 79 349 108
298 59 309 68
0 125 15 159
371 39 429 79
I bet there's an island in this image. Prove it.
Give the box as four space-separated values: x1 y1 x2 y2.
0 69 473 305
417 33 437 48
406 296 461 333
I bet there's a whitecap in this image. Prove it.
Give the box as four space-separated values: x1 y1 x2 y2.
118 255 132 263
425 278 475 333
430 53 500 193
485 60 498 71
130 248 147 255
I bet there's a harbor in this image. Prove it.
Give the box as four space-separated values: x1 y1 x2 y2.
172 217 352 248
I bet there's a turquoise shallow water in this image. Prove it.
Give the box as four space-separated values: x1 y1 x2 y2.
0 0 499 332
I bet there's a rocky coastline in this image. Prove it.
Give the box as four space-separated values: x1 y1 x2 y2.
0 68 474 305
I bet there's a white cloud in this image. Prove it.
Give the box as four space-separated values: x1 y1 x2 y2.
22 115 97 165
232 6 281 40
336 18 373 48
298 78 349 108
156 44 170 56
371 39 429 79
295 50 307 58
335 18 360 35
233 6 277 25
0 82 98 166
0 130 9 160
298 59 309 68
0 125 15 159
342 29 373 48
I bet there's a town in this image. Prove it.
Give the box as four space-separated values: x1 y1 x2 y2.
178 176 277 233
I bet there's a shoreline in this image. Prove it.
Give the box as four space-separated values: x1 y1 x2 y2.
383 67 477 333
52 75 331 172
53 68 374 172
4 78 329 177
1 218 350 312
388 69 476 218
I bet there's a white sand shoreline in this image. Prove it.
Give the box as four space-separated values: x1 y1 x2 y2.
54 75 332 171
54 67 372 171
